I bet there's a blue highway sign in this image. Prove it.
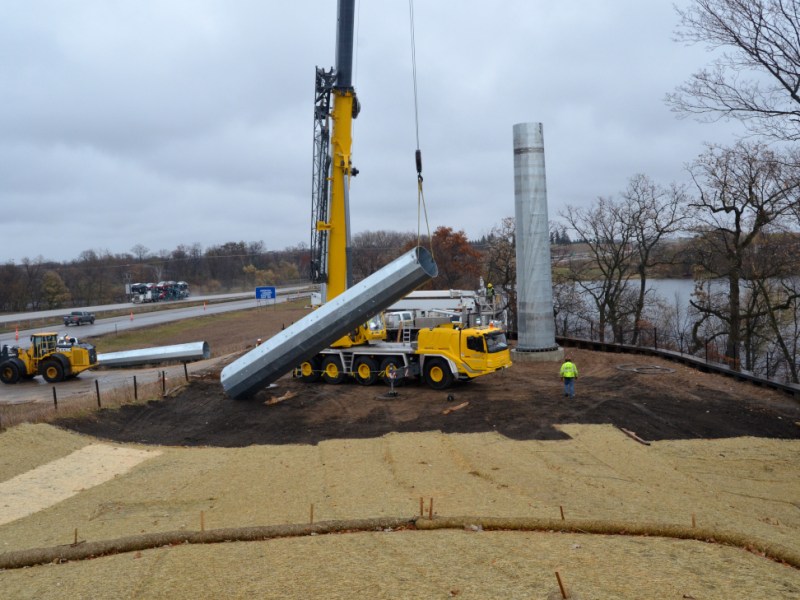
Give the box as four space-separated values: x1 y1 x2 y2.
255 286 276 300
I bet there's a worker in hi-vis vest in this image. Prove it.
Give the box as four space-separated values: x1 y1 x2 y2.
559 356 578 398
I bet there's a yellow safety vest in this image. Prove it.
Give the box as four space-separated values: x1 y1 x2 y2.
560 361 577 378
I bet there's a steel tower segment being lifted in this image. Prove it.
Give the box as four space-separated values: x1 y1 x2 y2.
221 246 437 399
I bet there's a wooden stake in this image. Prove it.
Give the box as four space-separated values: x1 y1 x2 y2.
95 379 101 408
419 497 423 517
555 571 569 599
310 503 314 524
428 497 434 519
52 387 58 410
560 505 565 521
691 513 696 528
183 363 189 382
442 401 469 415
74 528 78 545
200 511 205 532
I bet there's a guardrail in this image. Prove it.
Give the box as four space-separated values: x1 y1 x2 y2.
556 335 800 399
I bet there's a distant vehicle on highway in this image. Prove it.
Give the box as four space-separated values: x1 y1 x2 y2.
128 281 190 303
63 311 96 326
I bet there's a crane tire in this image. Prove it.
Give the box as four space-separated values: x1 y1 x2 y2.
298 356 322 382
423 358 455 390
353 357 378 386
321 356 346 385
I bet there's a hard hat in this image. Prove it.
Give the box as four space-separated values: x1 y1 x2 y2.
487 283 493 288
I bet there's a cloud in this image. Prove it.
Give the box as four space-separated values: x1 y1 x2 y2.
0 0 740 263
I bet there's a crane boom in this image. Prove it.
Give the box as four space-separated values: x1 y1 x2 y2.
311 0 359 303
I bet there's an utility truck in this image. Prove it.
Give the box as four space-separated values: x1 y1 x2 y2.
1 333 98 384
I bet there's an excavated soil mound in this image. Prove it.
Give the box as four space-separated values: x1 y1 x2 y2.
57 349 800 446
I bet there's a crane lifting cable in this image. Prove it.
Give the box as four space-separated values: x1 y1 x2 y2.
408 0 433 259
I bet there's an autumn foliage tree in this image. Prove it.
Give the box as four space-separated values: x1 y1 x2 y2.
409 226 483 290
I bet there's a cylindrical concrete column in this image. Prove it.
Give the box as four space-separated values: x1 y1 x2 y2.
513 122 558 352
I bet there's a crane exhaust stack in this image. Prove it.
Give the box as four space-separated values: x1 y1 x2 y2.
221 247 437 399
512 122 562 362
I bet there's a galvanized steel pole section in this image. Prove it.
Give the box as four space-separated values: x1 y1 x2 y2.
221 247 437 399
97 342 210 368
513 123 558 353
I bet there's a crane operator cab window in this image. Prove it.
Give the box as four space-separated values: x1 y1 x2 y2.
466 336 486 353
485 331 509 353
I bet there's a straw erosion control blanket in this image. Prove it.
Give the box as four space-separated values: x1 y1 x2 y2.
1 348 799 598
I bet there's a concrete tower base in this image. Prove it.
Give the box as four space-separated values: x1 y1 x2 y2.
512 346 564 363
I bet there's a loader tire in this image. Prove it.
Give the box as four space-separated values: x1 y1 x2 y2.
41 359 65 383
321 356 346 385
423 358 454 390
0 360 22 384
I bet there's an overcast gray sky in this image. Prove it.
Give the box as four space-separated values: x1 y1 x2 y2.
0 0 738 264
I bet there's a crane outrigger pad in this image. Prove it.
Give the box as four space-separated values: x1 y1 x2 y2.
221 246 437 399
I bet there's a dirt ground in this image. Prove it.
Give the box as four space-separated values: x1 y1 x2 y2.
2 307 800 598
57 345 800 448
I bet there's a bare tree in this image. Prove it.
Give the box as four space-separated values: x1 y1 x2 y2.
621 174 690 343
561 197 637 343
350 230 414 283
666 0 800 141
687 141 800 366
747 231 800 381
483 217 517 328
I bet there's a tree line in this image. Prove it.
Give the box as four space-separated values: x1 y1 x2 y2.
2 1 798 383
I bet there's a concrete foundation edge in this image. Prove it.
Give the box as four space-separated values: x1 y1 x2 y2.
512 347 564 363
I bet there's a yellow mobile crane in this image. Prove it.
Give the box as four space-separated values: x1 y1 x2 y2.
308 0 384 350
294 0 512 389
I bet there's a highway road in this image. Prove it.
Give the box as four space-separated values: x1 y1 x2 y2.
0 286 311 406
0 287 311 348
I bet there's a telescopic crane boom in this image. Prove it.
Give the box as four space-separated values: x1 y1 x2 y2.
311 0 359 303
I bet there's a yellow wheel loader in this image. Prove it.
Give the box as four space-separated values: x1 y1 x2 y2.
0 332 98 384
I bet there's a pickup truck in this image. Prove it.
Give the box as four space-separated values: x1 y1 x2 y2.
63 311 96 326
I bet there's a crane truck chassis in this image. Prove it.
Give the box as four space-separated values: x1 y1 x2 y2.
296 322 511 390
1 332 98 384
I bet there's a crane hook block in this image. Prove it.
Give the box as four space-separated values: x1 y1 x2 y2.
415 149 422 175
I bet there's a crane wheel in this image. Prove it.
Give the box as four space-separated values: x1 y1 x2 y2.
298 357 322 382
321 356 346 384
353 357 378 386
41 359 65 383
423 358 454 390
0 360 22 384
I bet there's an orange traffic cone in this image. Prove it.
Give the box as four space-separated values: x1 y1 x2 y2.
15 327 19 341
